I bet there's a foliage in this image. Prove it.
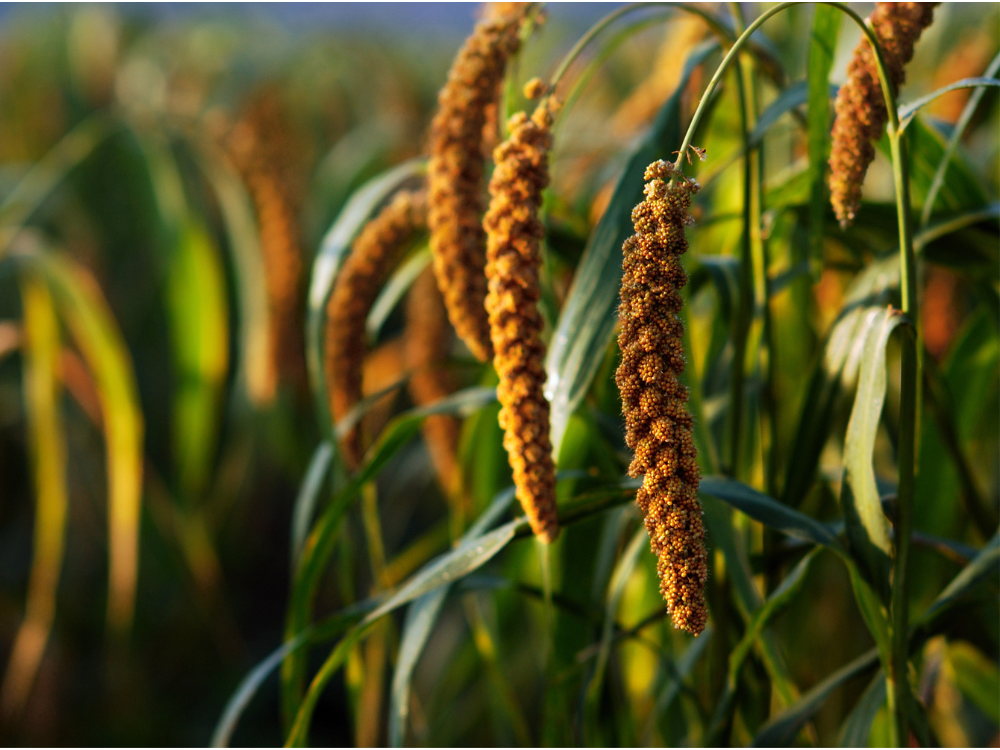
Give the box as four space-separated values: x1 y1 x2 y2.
0 3 997 747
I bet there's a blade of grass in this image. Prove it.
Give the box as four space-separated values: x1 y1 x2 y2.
706 548 820 745
838 672 886 747
290 441 334 568
0 277 68 722
0 113 118 258
920 52 1000 228
840 307 904 601
20 248 144 634
583 527 646 743
751 647 880 747
190 139 273 407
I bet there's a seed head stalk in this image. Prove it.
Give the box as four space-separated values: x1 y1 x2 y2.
676 3 918 743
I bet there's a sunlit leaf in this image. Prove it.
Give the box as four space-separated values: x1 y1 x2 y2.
839 307 904 600
0 277 68 720
19 249 144 633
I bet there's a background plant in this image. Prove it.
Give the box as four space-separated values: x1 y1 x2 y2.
0 3 996 747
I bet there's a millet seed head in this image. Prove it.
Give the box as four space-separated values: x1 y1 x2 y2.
829 2 938 227
326 189 427 470
483 97 560 543
226 89 307 404
427 3 531 363
615 159 707 636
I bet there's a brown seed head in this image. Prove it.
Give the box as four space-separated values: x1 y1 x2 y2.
326 190 427 469
483 97 560 543
427 3 530 363
829 2 938 227
405 267 463 502
226 89 308 403
616 159 707 635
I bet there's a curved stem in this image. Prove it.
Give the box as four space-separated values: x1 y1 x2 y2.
547 2 744 94
674 2 902 172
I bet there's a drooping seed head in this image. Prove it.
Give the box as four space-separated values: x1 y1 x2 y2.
226 89 307 403
616 159 707 636
326 190 427 469
829 2 938 227
483 97 560 543
427 3 531 363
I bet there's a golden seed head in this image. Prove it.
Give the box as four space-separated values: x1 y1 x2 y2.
326 189 427 469
226 89 307 403
427 3 531 363
616 159 707 636
405 267 463 502
829 2 938 227
483 97 560 543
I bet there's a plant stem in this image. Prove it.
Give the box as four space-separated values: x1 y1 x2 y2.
889 124 917 749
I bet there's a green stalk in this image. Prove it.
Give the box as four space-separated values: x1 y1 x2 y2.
672 3 919 744
888 125 917 749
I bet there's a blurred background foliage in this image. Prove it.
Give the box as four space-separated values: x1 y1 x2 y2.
0 2 996 747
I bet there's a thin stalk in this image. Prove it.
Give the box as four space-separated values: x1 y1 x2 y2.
728 48 753 479
674 4 917 744
889 126 917 749
674 2 900 174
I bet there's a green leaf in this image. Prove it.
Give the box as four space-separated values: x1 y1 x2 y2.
837 672 886 747
884 117 988 219
898 78 1000 130
388 588 448 748
166 220 230 500
584 528 647 741
806 4 841 263
290 441 334 567
839 307 904 600
306 159 425 435
641 628 712 745
912 532 1000 642
212 631 312 748
289 491 523 746
388 484 518 746
0 277 69 720
751 648 879 747
283 386 497 724
779 243 905 510
920 52 1000 227
0 113 118 259
700 476 843 550
19 249 144 633
948 641 1000 725
545 41 718 455
191 139 272 407
748 79 810 148
700 495 803 713
707 549 820 745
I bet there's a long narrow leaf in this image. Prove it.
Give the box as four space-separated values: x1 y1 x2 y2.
751 648 880 747
20 249 144 633
0 278 68 719
839 307 904 600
